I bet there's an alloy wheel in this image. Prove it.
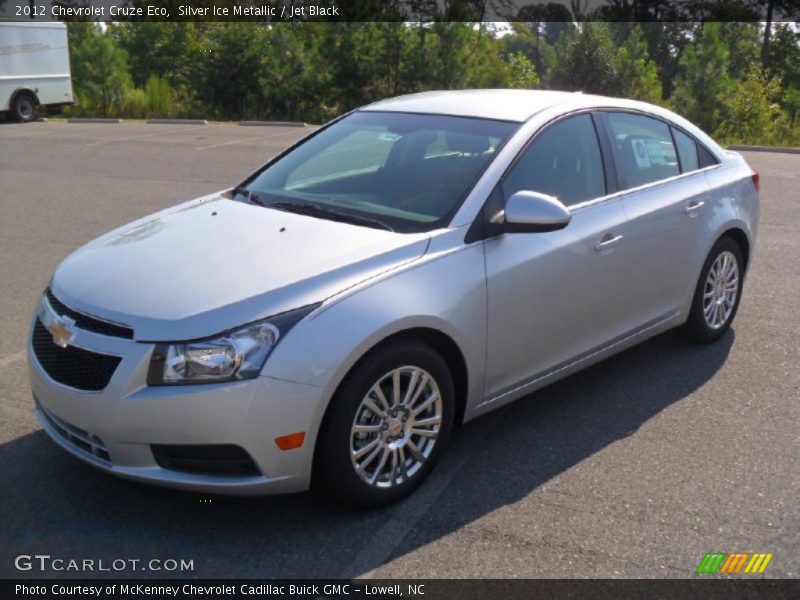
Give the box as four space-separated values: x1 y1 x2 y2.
349 366 443 488
703 250 739 330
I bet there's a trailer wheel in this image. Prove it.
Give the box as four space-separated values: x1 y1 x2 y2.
11 92 37 123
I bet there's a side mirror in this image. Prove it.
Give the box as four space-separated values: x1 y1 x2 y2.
501 190 571 233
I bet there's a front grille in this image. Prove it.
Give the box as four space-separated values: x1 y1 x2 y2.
37 400 111 464
45 288 134 339
32 319 121 391
151 444 260 477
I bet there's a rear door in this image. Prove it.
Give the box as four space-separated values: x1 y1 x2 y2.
600 111 710 325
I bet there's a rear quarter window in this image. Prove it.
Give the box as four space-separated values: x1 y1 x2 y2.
697 143 720 168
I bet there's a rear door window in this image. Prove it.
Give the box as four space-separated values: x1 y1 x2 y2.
606 112 680 189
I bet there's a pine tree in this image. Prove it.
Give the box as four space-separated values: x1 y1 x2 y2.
617 27 664 104
671 23 733 132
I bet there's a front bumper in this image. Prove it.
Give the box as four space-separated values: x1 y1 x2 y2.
28 297 330 495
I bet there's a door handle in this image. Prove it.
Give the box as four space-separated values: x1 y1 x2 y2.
685 200 705 215
594 234 624 253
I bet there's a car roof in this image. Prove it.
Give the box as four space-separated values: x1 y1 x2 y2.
360 89 725 159
361 89 615 123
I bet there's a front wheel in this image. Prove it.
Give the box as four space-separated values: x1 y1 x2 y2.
682 237 745 343
315 340 455 507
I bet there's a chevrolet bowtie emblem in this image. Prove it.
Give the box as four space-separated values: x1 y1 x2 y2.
47 315 76 348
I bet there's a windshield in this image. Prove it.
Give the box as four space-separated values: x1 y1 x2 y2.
240 111 518 233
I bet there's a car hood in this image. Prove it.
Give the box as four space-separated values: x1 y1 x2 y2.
50 193 430 340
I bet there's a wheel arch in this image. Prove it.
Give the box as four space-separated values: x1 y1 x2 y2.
681 222 754 322
719 227 750 271
310 325 470 484
10 87 40 108
326 326 468 426
7 88 39 118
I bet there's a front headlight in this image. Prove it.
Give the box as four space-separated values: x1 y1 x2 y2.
147 303 320 385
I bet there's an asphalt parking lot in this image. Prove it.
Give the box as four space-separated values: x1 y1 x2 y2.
0 121 797 579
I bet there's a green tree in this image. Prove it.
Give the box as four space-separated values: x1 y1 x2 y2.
57 20 799 145
69 25 131 116
258 23 333 122
322 23 385 110
671 23 733 132
457 25 513 89
426 23 482 90
639 22 698 99
715 65 783 144
781 87 800 128
748 0 797 69
112 23 203 91
195 23 269 120
768 24 800 91
515 3 573 75
371 22 415 98
66 22 97 50
144 75 174 116
547 23 622 95
719 22 761 81
760 23 800 126
502 22 556 81
506 52 541 89
616 26 663 104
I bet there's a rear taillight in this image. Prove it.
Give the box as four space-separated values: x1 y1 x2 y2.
751 170 760 192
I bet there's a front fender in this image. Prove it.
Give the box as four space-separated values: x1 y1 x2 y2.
263 229 487 422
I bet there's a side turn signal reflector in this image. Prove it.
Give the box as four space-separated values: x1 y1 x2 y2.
275 432 305 451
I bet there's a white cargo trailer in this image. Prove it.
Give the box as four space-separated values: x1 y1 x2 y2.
0 22 74 122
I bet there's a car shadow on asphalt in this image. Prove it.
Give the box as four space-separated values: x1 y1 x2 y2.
0 329 734 579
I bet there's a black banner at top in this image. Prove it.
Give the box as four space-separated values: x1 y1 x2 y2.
1 0 799 23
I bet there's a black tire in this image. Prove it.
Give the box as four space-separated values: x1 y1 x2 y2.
11 91 37 123
682 236 745 344
315 339 455 508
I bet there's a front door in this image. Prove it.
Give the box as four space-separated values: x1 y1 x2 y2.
482 113 634 399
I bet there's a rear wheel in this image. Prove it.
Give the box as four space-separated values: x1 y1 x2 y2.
11 92 37 123
315 340 455 507
683 237 744 343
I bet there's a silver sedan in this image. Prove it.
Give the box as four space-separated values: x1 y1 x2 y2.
29 90 759 506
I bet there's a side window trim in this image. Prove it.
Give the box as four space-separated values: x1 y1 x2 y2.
590 111 618 195
668 125 684 173
593 111 622 195
695 140 704 168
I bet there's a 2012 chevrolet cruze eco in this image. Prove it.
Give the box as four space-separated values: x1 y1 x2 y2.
29 90 759 506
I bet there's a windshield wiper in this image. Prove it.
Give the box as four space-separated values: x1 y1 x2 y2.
268 201 395 232
231 186 269 207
